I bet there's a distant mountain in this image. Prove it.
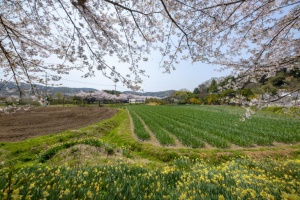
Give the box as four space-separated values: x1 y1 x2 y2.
0 82 97 96
122 90 175 98
0 82 176 98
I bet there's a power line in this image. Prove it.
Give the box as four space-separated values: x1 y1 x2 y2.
1 70 124 91
59 78 115 87
0 75 14 92
116 85 129 90
44 72 115 87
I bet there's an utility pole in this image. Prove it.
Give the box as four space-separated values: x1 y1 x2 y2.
114 83 117 104
45 72 48 106
45 72 48 95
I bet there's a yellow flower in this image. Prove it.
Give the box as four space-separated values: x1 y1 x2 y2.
249 190 257 198
83 171 89 176
87 190 93 198
12 189 20 195
218 194 225 200
282 192 300 200
240 189 247 197
43 191 49 197
29 183 35 189
179 193 186 200
64 189 70 195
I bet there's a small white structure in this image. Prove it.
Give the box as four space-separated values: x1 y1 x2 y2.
129 99 145 104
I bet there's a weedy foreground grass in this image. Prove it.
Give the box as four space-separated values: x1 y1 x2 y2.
1 157 300 200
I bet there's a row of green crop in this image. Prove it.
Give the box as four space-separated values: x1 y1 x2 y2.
128 110 151 140
142 106 259 147
163 106 300 145
137 106 231 148
130 106 240 147
181 106 300 142
1 158 299 199
128 107 175 145
183 106 300 143
129 105 300 148
131 106 205 148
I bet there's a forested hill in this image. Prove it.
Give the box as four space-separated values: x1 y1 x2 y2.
0 82 175 98
0 82 97 96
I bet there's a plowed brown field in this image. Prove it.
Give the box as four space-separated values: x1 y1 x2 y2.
0 107 117 142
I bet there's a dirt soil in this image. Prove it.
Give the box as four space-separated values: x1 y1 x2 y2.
0 107 117 142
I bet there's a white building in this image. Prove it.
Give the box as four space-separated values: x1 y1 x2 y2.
129 99 145 104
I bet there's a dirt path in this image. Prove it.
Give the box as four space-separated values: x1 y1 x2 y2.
127 108 187 148
126 108 142 143
0 107 117 142
127 108 161 146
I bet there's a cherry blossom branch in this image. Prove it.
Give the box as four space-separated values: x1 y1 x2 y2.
0 15 33 96
202 0 246 10
268 88 300 103
254 14 300 65
114 5 140 83
103 0 160 15
129 12 149 42
0 16 48 51
75 5 126 62
57 0 136 88
0 41 23 96
174 0 223 22
159 0 192 56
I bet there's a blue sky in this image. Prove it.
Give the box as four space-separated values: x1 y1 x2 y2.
0 56 231 93
52 58 231 92
0 35 231 93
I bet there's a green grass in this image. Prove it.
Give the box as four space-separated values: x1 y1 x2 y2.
39 138 118 163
